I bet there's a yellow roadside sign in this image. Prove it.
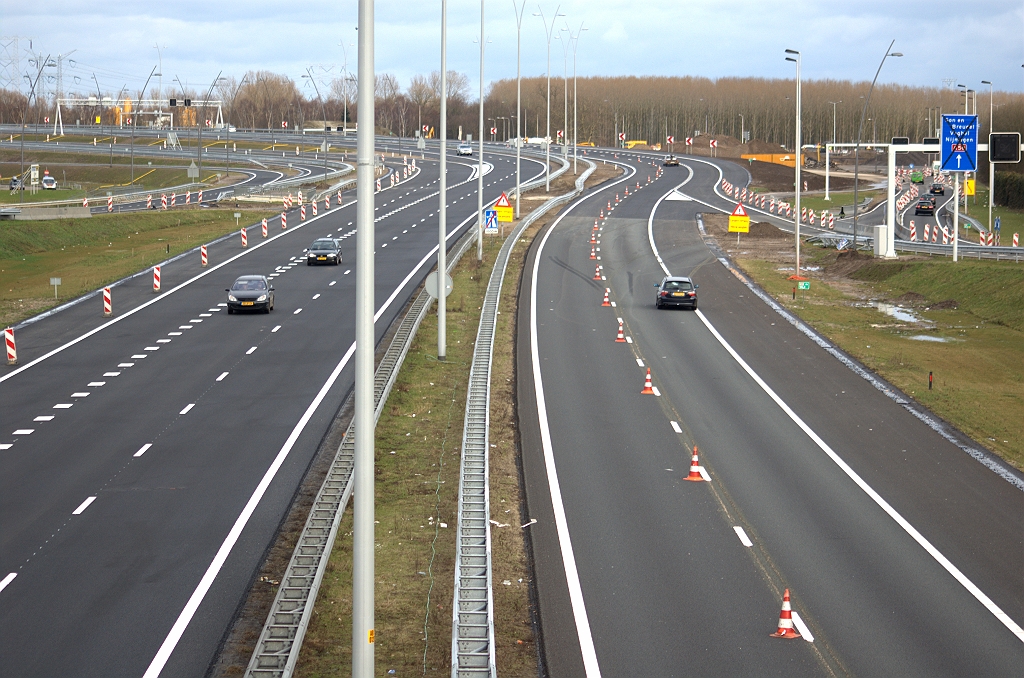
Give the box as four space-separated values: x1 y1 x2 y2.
495 191 514 222
964 179 975 196
728 203 750 233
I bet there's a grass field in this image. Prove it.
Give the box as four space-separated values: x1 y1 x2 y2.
736 247 1024 470
0 208 277 327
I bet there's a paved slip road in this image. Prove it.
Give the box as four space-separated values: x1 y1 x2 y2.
517 150 1024 676
0 147 543 677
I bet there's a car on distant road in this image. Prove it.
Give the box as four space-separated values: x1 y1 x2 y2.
663 155 680 167
9 177 22 191
41 173 57 190
226 275 274 313
910 170 924 184
930 182 944 195
456 143 473 156
655 276 698 309
305 238 342 265
914 197 936 216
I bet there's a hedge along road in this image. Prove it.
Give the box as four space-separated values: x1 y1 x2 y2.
518 148 1023 676
0 147 545 677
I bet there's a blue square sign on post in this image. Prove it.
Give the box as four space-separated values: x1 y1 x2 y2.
941 114 978 172
484 209 498 234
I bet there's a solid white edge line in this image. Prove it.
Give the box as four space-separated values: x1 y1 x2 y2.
694 308 1024 644
141 186 503 677
0 572 16 594
733 525 753 547
530 161 637 677
72 496 96 515
134 443 152 458
648 169 695 276
646 168 1024 644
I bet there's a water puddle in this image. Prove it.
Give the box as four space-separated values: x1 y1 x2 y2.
874 302 921 323
907 334 955 343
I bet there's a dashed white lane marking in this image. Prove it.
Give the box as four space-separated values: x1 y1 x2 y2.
34 415 55 421
179 326 192 330
217 303 227 307
72 496 96 515
168 332 182 336
312 294 321 300
733 526 753 547
271 326 281 333
118 363 134 368
157 339 171 344
625 337 633 344
670 421 683 434
246 347 257 355
134 443 152 457
344 269 351 274
635 358 644 367
208 308 221 312
0 444 12 450
132 354 147 359
791 611 815 642
610 301 616 307
12 429 33 435
179 403 195 415
293 308 302 315
71 392 89 397
329 281 336 286
652 386 662 397
145 346 160 351
199 313 212 317
87 382 104 387
189 319 202 323
217 372 229 381
0 573 16 594
53 404 73 409
103 371 121 377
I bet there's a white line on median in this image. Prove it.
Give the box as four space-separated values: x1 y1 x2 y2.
0 572 16 594
791 611 815 642
733 526 753 547
134 444 152 457
271 326 281 333
216 372 228 382
246 347 257 355
72 496 96 515
670 421 683 434
179 404 194 415
293 308 302 315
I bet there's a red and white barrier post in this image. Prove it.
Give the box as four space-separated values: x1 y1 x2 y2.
170 192 176 207
147 195 152 210
312 201 317 216
198 190 203 203
1014 233 1019 247
103 287 112 317
300 205 306 221
83 197 89 208
241 227 247 247
4 327 15 365
262 218 268 238
201 244 208 267
281 212 287 229
161 194 168 210
153 266 161 292
909 221 916 241
107 196 113 213
185 191 191 205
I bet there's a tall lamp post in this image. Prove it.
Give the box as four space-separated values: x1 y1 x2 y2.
476 0 485 262
535 5 564 191
302 70 329 184
352 0 375 674
784 49 802 279
556 30 568 159
565 21 586 174
981 80 993 235
853 41 901 254
131 66 160 188
20 55 50 205
439 0 449 361
825 100 840 200
224 74 248 178
197 72 224 186
513 0 526 217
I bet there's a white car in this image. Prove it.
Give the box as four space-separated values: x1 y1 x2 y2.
456 143 473 156
41 174 57 190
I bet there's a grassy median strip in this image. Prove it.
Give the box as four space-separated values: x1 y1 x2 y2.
294 163 622 676
704 214 1024 471
0 208 277 327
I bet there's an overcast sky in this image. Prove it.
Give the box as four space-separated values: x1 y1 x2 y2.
7 1 1024 97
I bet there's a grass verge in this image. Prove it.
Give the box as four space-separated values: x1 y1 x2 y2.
0 208 277 327
704 213 1024 470
293 161 623 676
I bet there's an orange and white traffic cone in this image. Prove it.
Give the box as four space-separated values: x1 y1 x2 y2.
684 446 705 482
615 320 626 342
770 589 801 639
599 209 604 219
601 289 611 307
590 231 597 244
590 244 597 260
641 368 655 394
593 264 602 281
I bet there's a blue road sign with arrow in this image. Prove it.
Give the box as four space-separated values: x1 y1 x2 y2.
941 114 978 172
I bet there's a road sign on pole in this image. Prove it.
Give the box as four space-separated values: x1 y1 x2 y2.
484 209 498 234
494 192 513 222
728 203 750 233
940 114 978 172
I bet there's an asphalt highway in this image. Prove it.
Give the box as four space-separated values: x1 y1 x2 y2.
517 149 1024 676
0 145 544 676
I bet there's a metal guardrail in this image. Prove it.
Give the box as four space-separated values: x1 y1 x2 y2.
451 158 595 677
243 154 571 678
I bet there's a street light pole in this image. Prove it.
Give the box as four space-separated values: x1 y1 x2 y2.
225 74 248 179
19 55 50 205
825 100 840 200
785 49 802 278
132 66 159 189
982 80 993 235
853 41 901 255
352 0 375 674
477 0 485 262
565 21 585 174
535 5 563 192
557 30 568 159
303 70 329 184
513 0 525 218
438 0 448 361
197 72 223 188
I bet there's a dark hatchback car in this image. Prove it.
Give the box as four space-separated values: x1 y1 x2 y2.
305 238 342 265
929 182 944 195
226 275 274 314
655 276 698 309
914 197 936 216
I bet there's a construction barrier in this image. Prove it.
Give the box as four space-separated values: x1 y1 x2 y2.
5 327 16 365
153 266 161 292
281 212 287 229
170 192 176 207
186 191 191 205
241 228 247 247
312 202 317 216
1014 233 1019 247
262 218 268 238
103 287 112 317
107 196 113 213
198 190 203 203
201 245 208 267
83 197 89 208
147 195 152 210
924 223 931 242
300 205 306 221
909 221 916 241
161 194 167 210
